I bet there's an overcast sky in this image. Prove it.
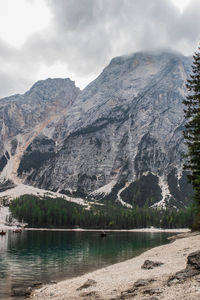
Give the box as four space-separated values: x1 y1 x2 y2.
0 0 199 98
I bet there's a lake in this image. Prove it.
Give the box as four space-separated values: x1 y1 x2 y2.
0 230 174 299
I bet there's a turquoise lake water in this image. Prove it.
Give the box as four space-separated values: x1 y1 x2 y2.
0 230 174 299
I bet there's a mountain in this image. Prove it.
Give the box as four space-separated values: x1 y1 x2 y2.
0 51 193 208
0 78 80 186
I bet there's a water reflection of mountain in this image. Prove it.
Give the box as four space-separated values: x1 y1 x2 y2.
0 206 9 227
0 231 11 300
0 230 8 251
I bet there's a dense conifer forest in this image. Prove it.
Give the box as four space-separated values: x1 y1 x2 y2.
183 45 200 230
9 195 194 229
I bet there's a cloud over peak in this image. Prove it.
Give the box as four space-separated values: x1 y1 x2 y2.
0 0 199 98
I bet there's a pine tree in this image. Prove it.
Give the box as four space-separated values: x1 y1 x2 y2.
183 45 200 230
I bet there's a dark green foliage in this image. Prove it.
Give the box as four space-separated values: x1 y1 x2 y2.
183 45 200 230
120 173 162 206
59 189 87 199
10 195 194 229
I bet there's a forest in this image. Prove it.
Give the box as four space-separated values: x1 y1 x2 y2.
9 195 195 229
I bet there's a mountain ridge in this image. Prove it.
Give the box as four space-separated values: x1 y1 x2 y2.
0 51 193 208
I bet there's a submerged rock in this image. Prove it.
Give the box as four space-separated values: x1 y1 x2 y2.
32 281 42 287
25 287 32 297
11 286 32 298
11 288 26 297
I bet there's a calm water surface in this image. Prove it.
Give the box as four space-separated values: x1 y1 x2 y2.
0 230 174 299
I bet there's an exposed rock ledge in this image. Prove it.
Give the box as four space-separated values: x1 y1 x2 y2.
32 232 200 300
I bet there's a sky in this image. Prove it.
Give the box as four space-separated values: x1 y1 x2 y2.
0 0 199 98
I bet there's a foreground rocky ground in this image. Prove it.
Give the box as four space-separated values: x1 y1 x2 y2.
31 231 200 300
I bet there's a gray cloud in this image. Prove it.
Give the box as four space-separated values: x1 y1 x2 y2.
0 0 200 98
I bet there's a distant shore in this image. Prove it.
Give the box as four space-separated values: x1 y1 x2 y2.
0 225 190 233
24 227 190 233
33 231 200 300
0 224 191 234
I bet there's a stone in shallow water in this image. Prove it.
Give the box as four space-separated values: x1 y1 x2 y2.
11 286 32 297
25 287 32 296
32 281 42 287
11 288 26 297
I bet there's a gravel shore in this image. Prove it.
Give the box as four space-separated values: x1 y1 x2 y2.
32 231 200 300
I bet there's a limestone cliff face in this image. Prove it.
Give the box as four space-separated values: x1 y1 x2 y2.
0 52 193 207
0 78 80 184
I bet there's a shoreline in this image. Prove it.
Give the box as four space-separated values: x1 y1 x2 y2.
24 227 190 233
33 231 200 300
0 225 190 233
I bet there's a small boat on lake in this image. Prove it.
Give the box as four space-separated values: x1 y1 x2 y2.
0 230 6 235
100 231 107 237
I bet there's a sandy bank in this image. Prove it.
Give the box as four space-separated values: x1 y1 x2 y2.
33 232 200 300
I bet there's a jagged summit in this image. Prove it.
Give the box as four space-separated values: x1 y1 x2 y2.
0 51 193 208
23 78 80 104
81 50 191 97
28 77 79 96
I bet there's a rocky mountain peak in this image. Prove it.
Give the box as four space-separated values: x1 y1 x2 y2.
0 77 80 186
25 77 80 103
0 51 194 209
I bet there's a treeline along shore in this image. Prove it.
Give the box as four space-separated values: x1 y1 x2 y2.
9 195 194 229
